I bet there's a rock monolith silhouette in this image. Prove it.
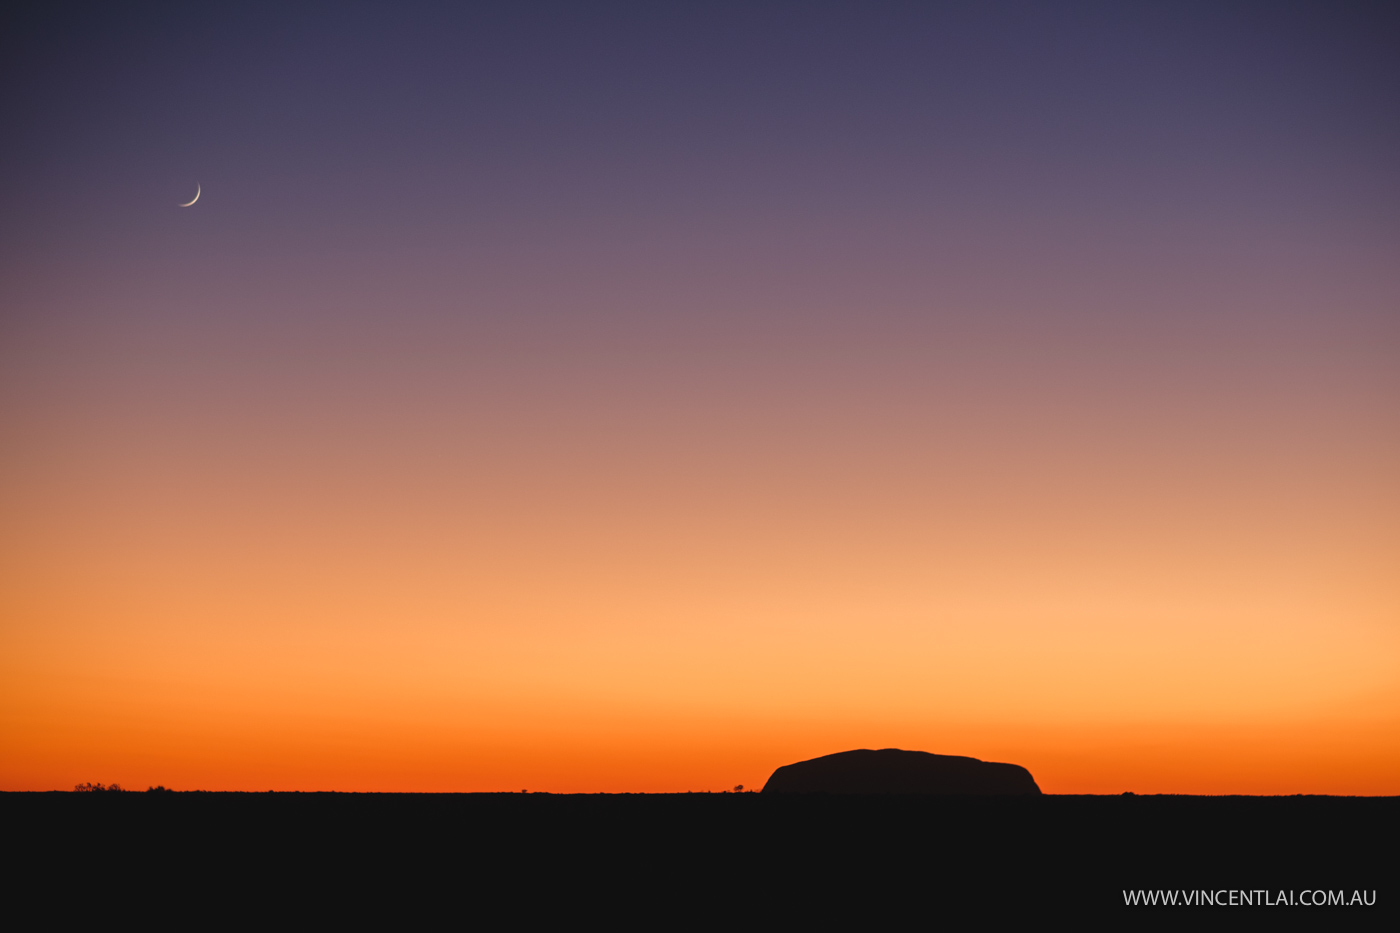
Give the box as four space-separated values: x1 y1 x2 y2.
761 748 1041 795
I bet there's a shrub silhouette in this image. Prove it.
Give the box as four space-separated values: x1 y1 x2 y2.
73 782 123 792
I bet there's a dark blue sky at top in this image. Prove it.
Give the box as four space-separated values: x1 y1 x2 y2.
3 1 1398 353
7 2 1397 217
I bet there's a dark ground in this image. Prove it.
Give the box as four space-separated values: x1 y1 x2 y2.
4 792 1394 924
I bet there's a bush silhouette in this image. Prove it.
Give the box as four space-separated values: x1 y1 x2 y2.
73 782 123 792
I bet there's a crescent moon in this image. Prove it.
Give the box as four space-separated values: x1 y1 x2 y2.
179 184 200 207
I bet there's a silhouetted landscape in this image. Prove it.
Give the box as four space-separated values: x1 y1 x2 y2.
763 748 1042 794
6 751 1394 921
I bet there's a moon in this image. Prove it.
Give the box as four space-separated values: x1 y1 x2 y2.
179 183 200 207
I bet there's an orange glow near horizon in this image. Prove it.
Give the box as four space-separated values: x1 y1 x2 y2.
3 337 1397 793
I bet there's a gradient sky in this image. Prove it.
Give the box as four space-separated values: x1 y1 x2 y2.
3 1 1398 793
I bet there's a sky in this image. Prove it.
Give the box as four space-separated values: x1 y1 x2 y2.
2 0 1398 794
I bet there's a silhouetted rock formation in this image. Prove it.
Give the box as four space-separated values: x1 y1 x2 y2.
762 748 1041 795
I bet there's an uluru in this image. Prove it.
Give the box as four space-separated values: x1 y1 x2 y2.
762 748 1041 795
